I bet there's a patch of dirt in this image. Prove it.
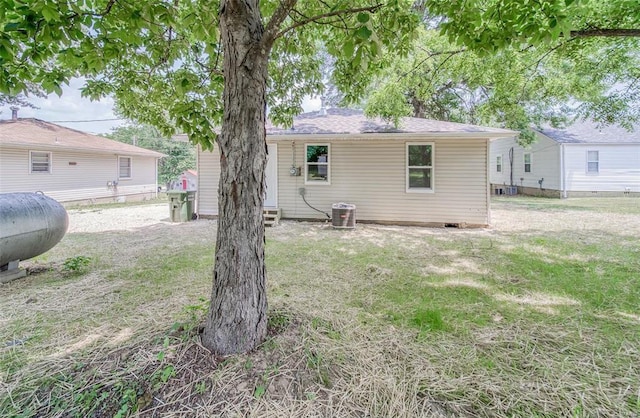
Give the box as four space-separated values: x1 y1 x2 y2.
491 205 640 236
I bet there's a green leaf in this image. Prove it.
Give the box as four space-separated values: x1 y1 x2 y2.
342 40 354 57
355 26 372 40
41 5 58 22
357 13 369 24
3 23 20 32
254 385 266 399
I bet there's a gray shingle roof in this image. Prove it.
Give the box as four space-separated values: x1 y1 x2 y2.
266 108 515 136
539 120 640 144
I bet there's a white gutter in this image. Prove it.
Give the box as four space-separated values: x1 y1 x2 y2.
0 142 165 158
268 132 517 142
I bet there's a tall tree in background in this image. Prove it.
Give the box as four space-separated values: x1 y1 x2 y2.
365 31 640 143
365 2 640 141
105 124 196 186
0 0 419 355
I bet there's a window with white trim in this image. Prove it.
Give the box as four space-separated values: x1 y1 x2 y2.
305 144 329 184
524 153 532 173
496 155 503 173
30 151 51 173
119 156 132 179
587 150 599 173
407 143 434 192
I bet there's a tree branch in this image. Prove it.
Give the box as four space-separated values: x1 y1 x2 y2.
262 0 299 49
570 28 640 38
274 4 384 40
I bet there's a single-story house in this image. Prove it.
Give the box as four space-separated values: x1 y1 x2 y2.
0 115 165 204
168 169 197 191
490 121 640 198
197 108 516 227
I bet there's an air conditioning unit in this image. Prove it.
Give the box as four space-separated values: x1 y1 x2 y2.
506 186 517 195
332 203 356 229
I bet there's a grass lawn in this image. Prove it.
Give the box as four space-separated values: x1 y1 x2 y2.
1 197 638 417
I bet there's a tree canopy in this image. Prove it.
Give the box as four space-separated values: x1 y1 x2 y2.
364 26 640 142
0 1 418 148
426 0 640 50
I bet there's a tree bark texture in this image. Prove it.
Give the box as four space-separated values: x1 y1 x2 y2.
202 0 269 355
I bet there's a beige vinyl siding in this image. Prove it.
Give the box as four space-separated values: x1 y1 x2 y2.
197 144 220 216
197 137 491 225
277 138 489 225
0 146 158 202
564 144 640 193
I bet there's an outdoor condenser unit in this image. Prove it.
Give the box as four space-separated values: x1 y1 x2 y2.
332 203 356 229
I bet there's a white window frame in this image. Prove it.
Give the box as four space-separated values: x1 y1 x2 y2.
524 153 532 173
496 155 503 173
586 150 599 174
304 144 330 185
406 142 435 193
118 156 132 179
30 151 52 174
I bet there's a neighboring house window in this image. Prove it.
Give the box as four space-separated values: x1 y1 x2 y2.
119 157 132 179
305 144 329 184
587 150 599 173
30 151 51 173
496 155 502 173
524 153 532 173
407 142 434 192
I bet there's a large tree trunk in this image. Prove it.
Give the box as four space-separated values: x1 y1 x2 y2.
201 0 269 355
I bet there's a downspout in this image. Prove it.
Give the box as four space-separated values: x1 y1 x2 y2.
486 138 491 226
560 143 567 198
509 147 514 187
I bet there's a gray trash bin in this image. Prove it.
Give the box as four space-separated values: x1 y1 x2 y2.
332 203 356 229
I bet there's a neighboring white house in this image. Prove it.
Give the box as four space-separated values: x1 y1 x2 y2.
490 121 640 197
0 116 165 203
197 108 515 227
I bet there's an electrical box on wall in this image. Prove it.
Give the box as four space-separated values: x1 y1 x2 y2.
289 166 301 176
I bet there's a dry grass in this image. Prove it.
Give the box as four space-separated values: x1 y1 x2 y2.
1 197 639 417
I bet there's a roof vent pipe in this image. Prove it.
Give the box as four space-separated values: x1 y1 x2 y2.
319 96 327 116
10 106 19 121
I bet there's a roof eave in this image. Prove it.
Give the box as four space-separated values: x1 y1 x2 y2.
267 131 517 141
0 142 166 158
